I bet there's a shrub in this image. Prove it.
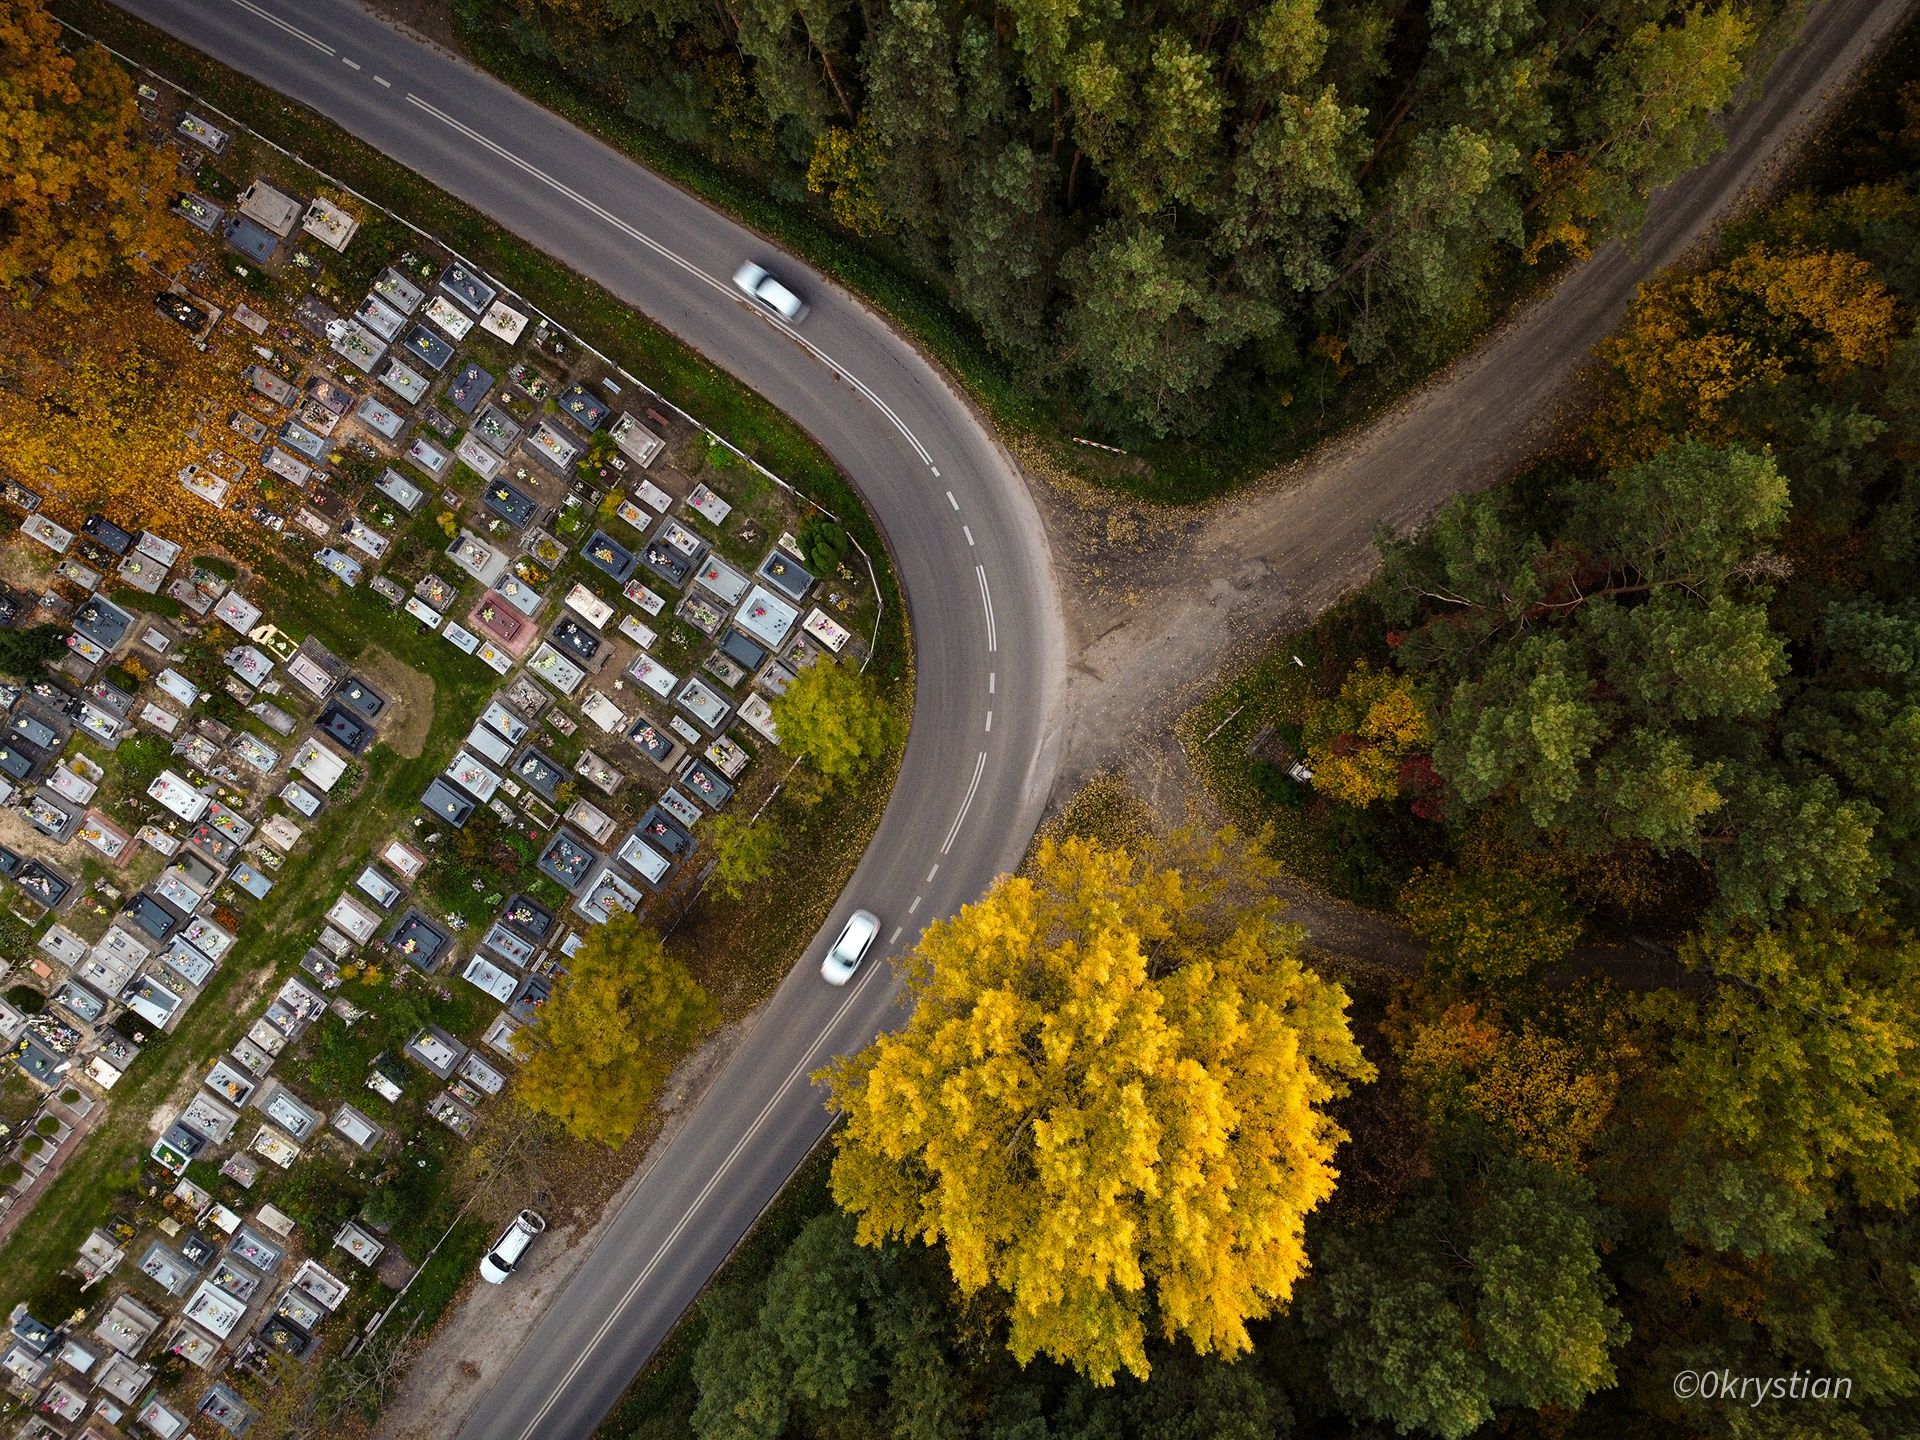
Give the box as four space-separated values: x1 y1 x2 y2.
5 985 45 1014
0 1162 22 1186
35 1115 59 1137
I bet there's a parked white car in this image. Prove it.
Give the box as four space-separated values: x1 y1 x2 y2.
820 909 880 986
478 1209 546 1283
732 261 808 323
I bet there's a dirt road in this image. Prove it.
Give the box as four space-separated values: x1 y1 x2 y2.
1051 0 1916 799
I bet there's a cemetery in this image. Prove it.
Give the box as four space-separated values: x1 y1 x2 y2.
0 53 886 1440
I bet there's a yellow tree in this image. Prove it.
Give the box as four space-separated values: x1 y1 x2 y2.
0 0 190 299
1593 243 1899 463
1302 661 1429 806
1397 1000 1620 1172
821 827 1374 1384
514 912 717 1147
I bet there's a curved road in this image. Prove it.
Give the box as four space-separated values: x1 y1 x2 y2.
110 0 1908 1435
112 1 1066 1436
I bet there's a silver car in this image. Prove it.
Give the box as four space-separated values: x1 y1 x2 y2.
821 909 880 986
478 1209 546 1283
732 261 808 323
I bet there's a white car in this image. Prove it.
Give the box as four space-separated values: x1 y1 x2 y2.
821 909 880 986
732 261 808 323
478 1209 546 1283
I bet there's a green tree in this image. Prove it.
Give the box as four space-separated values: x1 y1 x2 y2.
1303 1155 1626 1439
1643 914 1920 1259
1397 864 1583 987
822 828 1372 1384
1061 220 1273 437
703 812 785 900
514 912 717 1146
769 660 900 797
0 624 68 682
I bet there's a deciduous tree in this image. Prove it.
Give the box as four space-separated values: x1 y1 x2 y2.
515 912 716 1146
769 660 900 798
0 0 190 298
1302 660 1429 807
822 828 1373 1383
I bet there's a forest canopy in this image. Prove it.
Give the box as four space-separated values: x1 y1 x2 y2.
464 0 1783 443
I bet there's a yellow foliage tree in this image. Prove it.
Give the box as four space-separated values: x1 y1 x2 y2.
1593 243 1899 463
0 0 191 299
1302 661 1429 806
821 828 1374 1384
806 121 891 237
514 912 717 1147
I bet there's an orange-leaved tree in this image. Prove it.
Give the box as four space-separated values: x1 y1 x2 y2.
1 0 191 300
1592 243 1899 463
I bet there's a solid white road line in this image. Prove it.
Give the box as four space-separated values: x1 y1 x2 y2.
222 0 334 54
975 567 997 652
403 91 935 464
941 752 988 856
511 951 891 1440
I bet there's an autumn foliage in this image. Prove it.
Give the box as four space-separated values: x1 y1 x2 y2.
822 828 1372 1384
1302 660 1429 806
1593 243 1899 462
0 275 248 543
0 0 190 298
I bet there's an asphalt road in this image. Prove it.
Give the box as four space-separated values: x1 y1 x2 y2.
112 1 1066 1436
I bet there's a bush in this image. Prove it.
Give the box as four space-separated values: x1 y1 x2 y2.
0 1162 22 1186
21 1135 43 1155
5 985 45 1014
59 1088 79 1105
34 1115 58 1137
795 515 849 572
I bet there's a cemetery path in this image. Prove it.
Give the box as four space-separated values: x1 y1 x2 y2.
1047 0 1917 794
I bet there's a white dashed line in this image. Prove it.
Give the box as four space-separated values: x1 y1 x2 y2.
985 711 993 733
341 56 361 70
908 896 922 915
989 673 996 694
373 75 391 87
889 926 902 945
975 567 997 652
946 491 959 511
941 752 988 855
963 525 974 546
222 0 334 54
931 466 940 478
926 863 939 884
